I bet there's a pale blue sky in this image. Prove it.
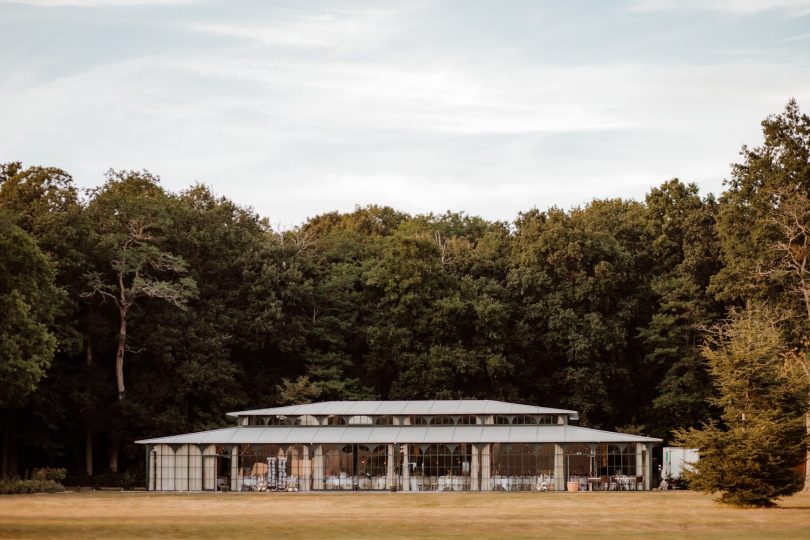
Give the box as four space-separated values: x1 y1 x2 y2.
1 0 809 226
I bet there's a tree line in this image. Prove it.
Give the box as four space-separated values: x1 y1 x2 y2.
0 100 808 490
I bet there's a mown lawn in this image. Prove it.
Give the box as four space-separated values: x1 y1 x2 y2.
1 490 809 539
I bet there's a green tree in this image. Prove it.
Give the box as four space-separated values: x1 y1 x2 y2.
0 213 60 407
638 179 722 438
0 163 87 352
363 213 515 400
676 305 807 507
508 201 653 427
83 171 197 402
0 214 62 476
712 99 810 490
713 99 810 322
121 184 267 440
0 163 102 476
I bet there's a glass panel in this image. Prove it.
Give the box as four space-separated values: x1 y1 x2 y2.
429 416 456 425
235 444 309 492
488 443 556 491
406 444 471 491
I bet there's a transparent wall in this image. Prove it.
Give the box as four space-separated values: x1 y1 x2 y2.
320 444 389 490
149 441 647 492
487 443 556 491
565 443 643 491
403 444 472 491
237 444 311 492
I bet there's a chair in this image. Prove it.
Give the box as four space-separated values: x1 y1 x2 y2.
599 476 610 491
635 476 644 491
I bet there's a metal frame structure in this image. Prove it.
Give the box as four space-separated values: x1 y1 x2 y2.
137 400 661 492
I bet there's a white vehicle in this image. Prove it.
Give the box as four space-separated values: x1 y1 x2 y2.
662 447 698 482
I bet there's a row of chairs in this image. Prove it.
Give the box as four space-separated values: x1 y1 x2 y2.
586 475 644 491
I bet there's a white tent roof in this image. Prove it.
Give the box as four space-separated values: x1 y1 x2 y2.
227 400 579 420
136 425 660 445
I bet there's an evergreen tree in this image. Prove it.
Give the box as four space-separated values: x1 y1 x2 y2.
639 179 722 438
713 99 810 490
676 305 807 507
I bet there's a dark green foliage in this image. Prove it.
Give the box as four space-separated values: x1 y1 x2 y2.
639 180 722 438
509 201 654 427
0 478 65 495
32 467 66 482
712 98 810 337
0 213 61 408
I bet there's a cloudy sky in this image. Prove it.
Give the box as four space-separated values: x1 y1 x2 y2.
1 0 809 226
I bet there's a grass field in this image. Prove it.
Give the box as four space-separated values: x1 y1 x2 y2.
1 491 809 539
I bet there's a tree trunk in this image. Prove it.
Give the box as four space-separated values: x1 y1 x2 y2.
85 426 94 477
115 307 127 400
800 359 810 493
0 420 8 478
0 415 16 478
109 439 119 474
798 359 810 492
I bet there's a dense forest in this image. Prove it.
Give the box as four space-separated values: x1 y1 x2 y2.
1 100 808 483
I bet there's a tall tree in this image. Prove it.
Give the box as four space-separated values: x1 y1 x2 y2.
509 201 653 427
122 184 267 438
676 305 807 507
84 171 197 402
0 213 60 408
713 99 810 489
0 163 89 476
638 179 722 438
0 213 61 476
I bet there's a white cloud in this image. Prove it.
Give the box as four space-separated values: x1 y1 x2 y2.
627 0 810 16
0 0 199 6
191 8 401 51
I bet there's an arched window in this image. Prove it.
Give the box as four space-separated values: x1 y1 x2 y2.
374 416 394 425
512 416 538 425
456 415 479 425
429 416 456 425
406 416 428 425
494 415 512 425
326 415 346 426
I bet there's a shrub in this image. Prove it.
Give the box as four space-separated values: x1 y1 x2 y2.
0 478 65 495
32 468 67 482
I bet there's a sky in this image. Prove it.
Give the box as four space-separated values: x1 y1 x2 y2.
1 0 809 227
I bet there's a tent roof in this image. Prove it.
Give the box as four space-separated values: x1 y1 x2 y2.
136 424 661 445
227 400 579 420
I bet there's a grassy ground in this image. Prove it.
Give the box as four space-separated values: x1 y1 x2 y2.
1 491 809 539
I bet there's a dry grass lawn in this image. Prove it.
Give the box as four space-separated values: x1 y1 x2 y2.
1 490 809 539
